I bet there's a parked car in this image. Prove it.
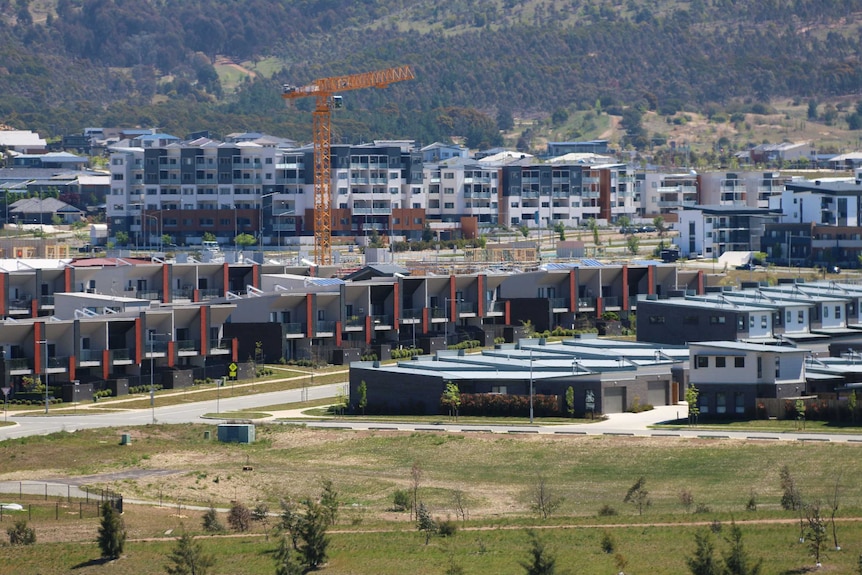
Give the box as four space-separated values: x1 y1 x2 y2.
827 265 841 274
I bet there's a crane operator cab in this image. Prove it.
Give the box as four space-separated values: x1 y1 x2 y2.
332 95 343 108
282 84 297 94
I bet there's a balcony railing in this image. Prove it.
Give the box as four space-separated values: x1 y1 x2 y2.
199 288 221 300
40 295 55 306
7 358 31 370
47 356 67 369
113 348 132 361
316 320 336 334
78 349 101 362
401 308 422 320
172 288 193 300
370 314 392 326
284 323 304 335
430 307 447 319
578 297 596 308
487 301 505 313
549 298 569 310
176 340 197 352
344 316 364 327
457 301 477 314
138 290 162 301
146 341 169 353
603 296 620 308
210 339 231 351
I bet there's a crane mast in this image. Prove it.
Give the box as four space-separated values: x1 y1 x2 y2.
283 65 416 266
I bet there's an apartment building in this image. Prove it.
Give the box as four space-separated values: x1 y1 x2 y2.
675 205 781 258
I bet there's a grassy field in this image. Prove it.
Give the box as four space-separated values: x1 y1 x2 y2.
1 424 862 573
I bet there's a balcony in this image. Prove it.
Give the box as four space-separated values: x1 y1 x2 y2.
603 296 620 308
137 290 163 301
284 323 305 338
371 314 392 328
172 288 193 300
199 288 221 300
549 298 569 311
457 301 477 314
210 339 231 353
315 320 336 335
344 316 364 328
40 295 55 307
112 348 134 363
401 308 422 320
352 207 393 215
578 297 596 309
430 307 447 320
78 349 101 364
486 301 505 315
47 356 68 370
176 340 198 353
7 358 31 372
146 341 169 354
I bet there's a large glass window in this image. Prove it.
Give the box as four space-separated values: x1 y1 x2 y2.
716 393 726 414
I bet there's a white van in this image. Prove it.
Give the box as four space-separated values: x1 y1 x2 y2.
202 240 221 253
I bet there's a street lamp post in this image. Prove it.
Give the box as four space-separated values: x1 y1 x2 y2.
38 339 48 413
144 214 160 252
529 350 534 424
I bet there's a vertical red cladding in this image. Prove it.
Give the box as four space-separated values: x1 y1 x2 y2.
622 266 629 311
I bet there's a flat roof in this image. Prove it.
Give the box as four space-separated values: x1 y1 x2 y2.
691 341 807 353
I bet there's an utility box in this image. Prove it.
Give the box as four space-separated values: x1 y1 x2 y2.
217 423 255 444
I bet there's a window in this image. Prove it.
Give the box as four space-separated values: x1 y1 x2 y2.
761 315 767 329
757 356 762 378
649 315 665 324
735 392 745 414
716 392 726 414
798 310 804 323
737 316 746 331
824 306 829 318
444 202 454 209
491 385 507 394
696 356 708 368
836 306 841 319
444 188 454 194
699 395 709 414
734 356 745 368
749 316 755 328
709 316 726 325
786 311 791 324
444 172 455 179
775 357 781 378
716 356 726 368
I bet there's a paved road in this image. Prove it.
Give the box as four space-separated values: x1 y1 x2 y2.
3 387 862 445
0 382 344 441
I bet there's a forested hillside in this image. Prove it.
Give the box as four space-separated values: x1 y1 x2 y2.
1 0 861 151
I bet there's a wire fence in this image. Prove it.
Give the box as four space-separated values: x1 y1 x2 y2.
0 481 122 523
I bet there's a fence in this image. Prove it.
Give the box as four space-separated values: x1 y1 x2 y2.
0 481 123 523
757 397 857 422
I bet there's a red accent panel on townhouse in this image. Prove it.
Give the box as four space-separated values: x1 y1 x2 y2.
199 307 208 356
167 341 175 368
135 318 143 364
68 356 76 382
648 265 656 295
34 322 43 374
306 295 314 338
335 321 342 346
365 315 372 345
622 265 629 311
477 275 485 316
102 349 110 380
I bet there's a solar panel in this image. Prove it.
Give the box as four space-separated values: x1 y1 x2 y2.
309 278 344 286
580 258 603 267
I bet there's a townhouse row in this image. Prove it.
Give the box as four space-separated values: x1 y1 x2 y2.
0 257 703 401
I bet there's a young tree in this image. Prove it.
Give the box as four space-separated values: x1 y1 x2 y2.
722 520 762 575
164 531 215 575
600 530 616 554
234 232 256 248
97 501 127 559
806 503 828 568
201 504 224 533
357 380 367 415
588 217 600 246
411 460 423 521
252 502 271 540
686 385 700 426
680 489 695 514
452 489 468 523
829 473 842 550
626 234 640 255
278 498 301 551
530 474 564 520
227 501 252 532
565 386 575 419
416 502 437 544
320 479 339 527
624 476 650 515
849 390 857 423
520 529 556 575
7 519 35 545
440 381 461 420
779 465 802 511
686 530 721 575
297 499 329 570
274 536 305 575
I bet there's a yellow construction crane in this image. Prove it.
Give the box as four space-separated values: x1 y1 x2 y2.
282 65 416 266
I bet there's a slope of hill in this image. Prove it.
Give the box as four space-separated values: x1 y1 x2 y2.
1 0 861 156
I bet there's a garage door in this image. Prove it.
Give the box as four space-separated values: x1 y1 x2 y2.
648 381 667 406
604 387 625 414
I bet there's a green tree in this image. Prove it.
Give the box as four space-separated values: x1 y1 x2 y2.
624 476 650 515
161 234 173 247
588 217 600 246
357 380 367 415
440 381 461 420
530 474 563 520
320 479 339 527
202 232 216 242
565 386 575 419
722 520 762 575
520 529 556 575
164 531 215 575
626 234 640 255
115 231 129 246
806 503 828 568
686 530 721 575
686 385 700 426
234 232 256 248
201 504 224 533
274 536 305 575
97 501 127 559
416 502 437 544
849 390 857 422
779 465 802 511
297 499 329 569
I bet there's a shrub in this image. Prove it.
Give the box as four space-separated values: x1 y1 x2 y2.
437 518 458 537
597 504 618 517
392 489 411 512
600 530 615 554
7 520 35 545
